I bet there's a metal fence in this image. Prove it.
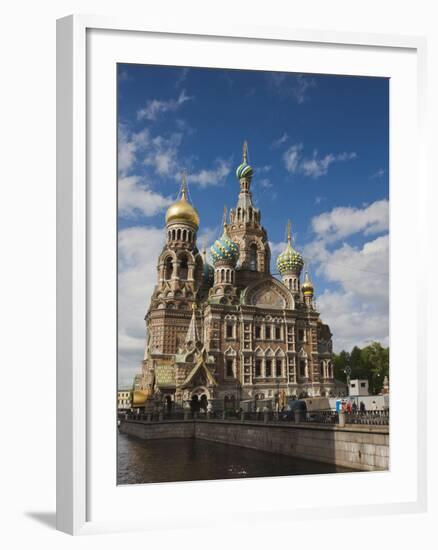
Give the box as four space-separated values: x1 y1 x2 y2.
344 409 389 426
121 408 389 426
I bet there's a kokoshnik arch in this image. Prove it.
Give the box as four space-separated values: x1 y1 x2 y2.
132 142 339 411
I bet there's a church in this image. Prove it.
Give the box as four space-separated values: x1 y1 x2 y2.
135 143 337 412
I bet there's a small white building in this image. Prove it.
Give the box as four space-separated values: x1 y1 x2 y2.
349 379 369 396
117 389 132 410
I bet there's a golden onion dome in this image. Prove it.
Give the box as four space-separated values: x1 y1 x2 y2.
165 177 200 228
131 389 151 407
302 271 314 296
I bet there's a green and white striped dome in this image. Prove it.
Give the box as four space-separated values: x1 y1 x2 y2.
236 162 253 180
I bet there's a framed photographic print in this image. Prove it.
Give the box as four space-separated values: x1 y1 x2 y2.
57 15 427 535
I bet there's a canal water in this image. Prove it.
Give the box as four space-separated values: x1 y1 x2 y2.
118 433 356 485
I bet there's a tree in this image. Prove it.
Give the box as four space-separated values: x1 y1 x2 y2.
333 342 389 394
333 350 350 382
361 342 389 394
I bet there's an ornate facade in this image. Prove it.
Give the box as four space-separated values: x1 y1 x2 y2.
139 143 336 411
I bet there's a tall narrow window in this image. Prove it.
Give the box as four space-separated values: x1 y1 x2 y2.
300 360 306 377
226 359 234 378
276 360 282 377
255 326 261 339
164 257 173 280
179 255 188 280
265 326 271 339
226 324 233 338
275 327 281 340
249 243 257 271
265 359 272 377
255 360 261 377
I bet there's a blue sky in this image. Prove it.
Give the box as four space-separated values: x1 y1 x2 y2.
117 64 389 386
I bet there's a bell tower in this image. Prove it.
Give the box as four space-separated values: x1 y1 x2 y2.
154 173 204 303
146 174 204 355
228 142 271 275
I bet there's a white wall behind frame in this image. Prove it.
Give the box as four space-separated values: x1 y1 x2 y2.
1 0 436 547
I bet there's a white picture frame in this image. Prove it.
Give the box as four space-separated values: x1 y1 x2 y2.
56 14 428 535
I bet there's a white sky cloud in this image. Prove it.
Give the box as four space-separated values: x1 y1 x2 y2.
311 199 389 241
283 143 357 178
118 175 173 218
268 74 316 104
188 159 231 188
301 199 389 352
304 235 389 352
137 89 193 121
271 132 289 149
317 289 389 352
118 226 165 385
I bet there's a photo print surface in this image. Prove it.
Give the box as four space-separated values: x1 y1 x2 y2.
117 64 389 485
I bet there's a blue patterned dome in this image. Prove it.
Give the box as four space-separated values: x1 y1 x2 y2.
210 230 240 266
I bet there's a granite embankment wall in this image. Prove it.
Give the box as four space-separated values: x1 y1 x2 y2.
120 420 389 471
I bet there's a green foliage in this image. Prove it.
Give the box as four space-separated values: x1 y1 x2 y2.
333 342 389 394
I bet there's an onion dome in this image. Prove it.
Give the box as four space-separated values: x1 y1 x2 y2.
302 271 314 296
165 174 200 229
210 208 240 266
276 221 304 275
235 140 253 180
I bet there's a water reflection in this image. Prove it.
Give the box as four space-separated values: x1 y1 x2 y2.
117 433 356 485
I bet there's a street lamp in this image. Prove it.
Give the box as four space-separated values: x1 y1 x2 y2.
344 365 351 396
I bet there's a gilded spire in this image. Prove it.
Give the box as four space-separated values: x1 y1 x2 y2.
243 140 248 163
222 206 228 232
286 220 292 245
180 170 188 200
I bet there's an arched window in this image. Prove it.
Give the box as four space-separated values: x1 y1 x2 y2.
172 229 176 240
249 243 257 271
177 229 181 240
327 361 333 378
221 269 225 282
168 230 171 241
225 270 230 283
182 229 187 241
320 361 324 377
248 208 253 221
164 257 173 280
179 255 188 280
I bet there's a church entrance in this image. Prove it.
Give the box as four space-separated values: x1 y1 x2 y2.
190 388 210 413
190 394 200 413
165 395 172 412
